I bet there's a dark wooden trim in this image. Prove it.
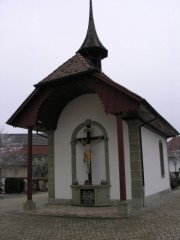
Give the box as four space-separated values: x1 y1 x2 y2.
116 115 126 201
27 127 33 201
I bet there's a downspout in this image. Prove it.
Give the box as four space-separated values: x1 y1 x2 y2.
139 116 157 206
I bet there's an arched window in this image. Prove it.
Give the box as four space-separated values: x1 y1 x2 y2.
159 140 165 177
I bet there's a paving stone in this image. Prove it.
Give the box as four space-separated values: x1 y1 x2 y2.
0 190 180 240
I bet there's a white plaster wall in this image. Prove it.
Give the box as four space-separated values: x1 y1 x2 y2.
76 142 89 184
141 127 170 197
91 141 106 184
54 94 121 200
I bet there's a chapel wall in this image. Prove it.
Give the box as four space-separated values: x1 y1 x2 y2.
54 94 130 201
141 127 170 197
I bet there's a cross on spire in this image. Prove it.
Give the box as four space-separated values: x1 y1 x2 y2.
77 0 108 71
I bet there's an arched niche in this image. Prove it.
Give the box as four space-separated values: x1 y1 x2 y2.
71 119 110 206
71 119 110 185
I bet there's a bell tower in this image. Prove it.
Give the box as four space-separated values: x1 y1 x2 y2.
77 0 108 71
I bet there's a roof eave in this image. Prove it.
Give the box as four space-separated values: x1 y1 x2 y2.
141 99 179 137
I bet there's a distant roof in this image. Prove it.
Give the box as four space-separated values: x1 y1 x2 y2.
168 136 180 156
1 134 48 146
22 145 48 156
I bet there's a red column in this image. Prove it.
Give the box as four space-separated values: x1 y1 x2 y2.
27 127 33 201
116 115 126 201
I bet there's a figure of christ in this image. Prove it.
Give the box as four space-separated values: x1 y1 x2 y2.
81 139 91 174
76 136 103 180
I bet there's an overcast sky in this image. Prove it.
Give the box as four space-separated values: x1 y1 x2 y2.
0 0 180 134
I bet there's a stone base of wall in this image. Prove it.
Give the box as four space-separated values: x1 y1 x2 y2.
117 200 132 216
48 198 71 205
23 200 36 210
131 198 144 211
144 188 171 206
47 189 171 217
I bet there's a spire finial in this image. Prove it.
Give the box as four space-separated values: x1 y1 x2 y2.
77 0 108 71
90 0 93 18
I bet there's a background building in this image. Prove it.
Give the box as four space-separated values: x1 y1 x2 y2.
168 136 180 173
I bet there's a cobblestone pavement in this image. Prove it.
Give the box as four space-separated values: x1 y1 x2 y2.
0 190 180 240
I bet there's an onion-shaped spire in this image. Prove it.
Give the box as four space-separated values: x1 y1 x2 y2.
77 0 108 70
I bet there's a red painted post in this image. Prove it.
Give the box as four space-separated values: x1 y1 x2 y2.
27 127 33 201
116 115 127 201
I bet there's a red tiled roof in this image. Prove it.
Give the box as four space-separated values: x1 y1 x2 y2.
21 145 48 156
33 146 48 155
37 54 96 85
168 136 180 152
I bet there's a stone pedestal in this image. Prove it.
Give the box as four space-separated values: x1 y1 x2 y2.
117 200 131 217
23 200 36 210
71 185 110 206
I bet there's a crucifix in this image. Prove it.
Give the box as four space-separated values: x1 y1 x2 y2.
76 123 104 184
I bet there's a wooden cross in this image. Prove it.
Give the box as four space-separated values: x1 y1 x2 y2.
76 124 104 184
